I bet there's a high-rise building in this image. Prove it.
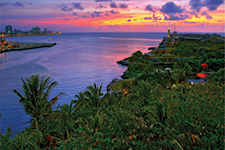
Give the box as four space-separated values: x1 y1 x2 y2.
168 27 170 38
32 26 41 34
5 25 12 34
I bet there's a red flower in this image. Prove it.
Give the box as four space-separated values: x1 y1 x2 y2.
201 63 208 69
197 73 209 78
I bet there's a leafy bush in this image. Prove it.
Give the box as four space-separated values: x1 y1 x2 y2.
208 68 225 85
205 58 224 71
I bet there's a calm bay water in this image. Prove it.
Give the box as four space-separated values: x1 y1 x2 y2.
0 32 166 136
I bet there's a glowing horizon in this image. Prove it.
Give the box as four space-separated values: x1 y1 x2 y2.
1 0 224 33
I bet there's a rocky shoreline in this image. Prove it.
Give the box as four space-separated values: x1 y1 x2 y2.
107 78 121 94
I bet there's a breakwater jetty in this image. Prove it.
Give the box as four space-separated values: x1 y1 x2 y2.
0 42 56 53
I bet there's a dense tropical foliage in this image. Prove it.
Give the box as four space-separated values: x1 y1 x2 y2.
1 39 224 149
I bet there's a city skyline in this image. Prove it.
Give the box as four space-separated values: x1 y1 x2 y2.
1 0 224 33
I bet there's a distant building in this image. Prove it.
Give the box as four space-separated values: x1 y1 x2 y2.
5 25 12 34
32 26 41 34
168 27 170 38
14 29 17 33
42 28 47 33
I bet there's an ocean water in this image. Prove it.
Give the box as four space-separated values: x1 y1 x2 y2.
0 32 166 136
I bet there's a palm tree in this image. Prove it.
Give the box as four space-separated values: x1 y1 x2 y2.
2 130 42 150
127 80 153 106
74 91 88 110
83 83 103 108
13 74 65 130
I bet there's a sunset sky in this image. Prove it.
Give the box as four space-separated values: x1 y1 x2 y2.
1 0 224 32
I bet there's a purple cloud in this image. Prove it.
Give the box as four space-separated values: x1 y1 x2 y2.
28 3 33 5
144 17 152 20
160 2 184 14
72 2 84 10
58 4 73 12
189 0 202 12
119 3 128 9
145 4 154 12
110 2 118 8
13 1 24 7
90 11 102 17
72 12 78 16
127 19 131 22
0 2 11 6
96 4 107 9
164 14 189 20
190 11 199 18
63 18 69 20
95 0 112 2
152 14 162 20
189 0 224 12
2 10 10 12
184 21 197 24
105 13 110 16
201 11 213 19
79 15 89 18
204 0 224 11
57 3 84 12
110 10 120 14
0 1 24 7
201 11 207 15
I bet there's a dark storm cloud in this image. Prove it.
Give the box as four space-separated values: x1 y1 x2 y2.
160 2 184 14
110 2 118 8
189 0 224 12
0 1 24 7
164 14 189 20
72 12 78 16
119 3 128 9
145 4 154 12
72 2 84 10
95 0 112 2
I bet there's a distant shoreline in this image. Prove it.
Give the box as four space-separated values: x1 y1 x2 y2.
1 32 62 38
